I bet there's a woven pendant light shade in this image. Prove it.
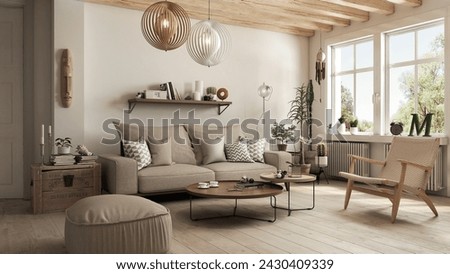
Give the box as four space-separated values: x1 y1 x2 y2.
141 1 191 51
187 20 231 66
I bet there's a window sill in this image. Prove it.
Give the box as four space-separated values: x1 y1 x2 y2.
326 133 448 145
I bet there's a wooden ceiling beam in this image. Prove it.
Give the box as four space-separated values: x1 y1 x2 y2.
386 0 422 7
318 0 395 15
83 0 422 37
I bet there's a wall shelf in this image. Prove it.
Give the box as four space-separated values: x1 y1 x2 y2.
127 98 232 115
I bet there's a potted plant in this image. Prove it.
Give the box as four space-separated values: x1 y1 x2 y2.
288 83 313 174
337 116 346 133
350 118 359 134
55 137 72 154
271 122 295 151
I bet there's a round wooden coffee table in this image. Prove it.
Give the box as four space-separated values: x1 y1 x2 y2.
186 181 283 222
260 173 317 216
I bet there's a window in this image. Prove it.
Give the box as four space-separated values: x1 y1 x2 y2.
329 19 445 135
331 38 374 132
387 20 445 134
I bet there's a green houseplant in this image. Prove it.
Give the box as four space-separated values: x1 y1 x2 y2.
271 122 295 151
287 83 313 166
55 137 72 154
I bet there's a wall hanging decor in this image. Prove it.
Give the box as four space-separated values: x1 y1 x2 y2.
141 1 191 51
217 88 229 100
61 49 73 108
186 0 231 66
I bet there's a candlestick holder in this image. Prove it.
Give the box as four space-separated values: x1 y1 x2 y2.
40 143 45 165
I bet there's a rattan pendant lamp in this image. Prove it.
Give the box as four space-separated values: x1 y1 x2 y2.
141 1 191 51
186 0 231 66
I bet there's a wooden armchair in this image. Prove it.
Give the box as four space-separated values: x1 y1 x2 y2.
339 137 440 223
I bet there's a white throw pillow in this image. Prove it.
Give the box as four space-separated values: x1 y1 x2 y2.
225 142 254 163
200 137 227 165
122 139 152 170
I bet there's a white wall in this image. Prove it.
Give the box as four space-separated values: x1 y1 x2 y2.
52 2 308 154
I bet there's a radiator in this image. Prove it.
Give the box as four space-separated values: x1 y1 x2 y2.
384 144 444 192
326 142 370 178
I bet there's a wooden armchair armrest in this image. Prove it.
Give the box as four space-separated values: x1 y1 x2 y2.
348 154 386 166
398 159 432 171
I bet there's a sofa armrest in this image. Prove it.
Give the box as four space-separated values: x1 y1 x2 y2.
263 151 291 171
98 154 138 194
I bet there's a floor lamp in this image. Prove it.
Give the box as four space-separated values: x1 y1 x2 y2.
257 82 273 115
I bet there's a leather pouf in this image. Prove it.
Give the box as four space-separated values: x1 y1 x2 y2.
65 194 172 253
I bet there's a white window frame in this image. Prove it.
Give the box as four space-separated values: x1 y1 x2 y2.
385 19 445 133
330 36 374 132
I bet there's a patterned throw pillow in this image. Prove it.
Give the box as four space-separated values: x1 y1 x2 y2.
246 138 266 163
122 140 152 170
224 142 254 163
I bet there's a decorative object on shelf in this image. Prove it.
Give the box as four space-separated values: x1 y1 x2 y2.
257 82 273 115
408 112 433 137
315 31 326 85
55 137 72 155
205 86 217 101
390 121 404 136
271 122 295 151
217 88 229 100
193 91 202 101
61 49 73 108
186 0 231 66
349 118 358 135
144 90 165 99
141 1 191 51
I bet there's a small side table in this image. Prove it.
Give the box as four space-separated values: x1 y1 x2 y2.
260 173 316 216
31 163 101 214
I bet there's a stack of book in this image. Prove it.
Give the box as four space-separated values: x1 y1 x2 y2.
50 154 76 166
75 155 98 165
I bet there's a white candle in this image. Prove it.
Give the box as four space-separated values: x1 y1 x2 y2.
41 124 44 145
48 125 51 134
195 80 204 95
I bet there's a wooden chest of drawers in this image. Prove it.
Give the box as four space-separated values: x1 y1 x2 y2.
31 163 101 214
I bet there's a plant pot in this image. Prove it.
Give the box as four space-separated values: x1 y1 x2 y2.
338 123 346 133
290 163 311 176
277 144 287 151
350 127 359 135
57 146 71 155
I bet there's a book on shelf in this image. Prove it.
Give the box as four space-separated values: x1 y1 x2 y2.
168 82 176 100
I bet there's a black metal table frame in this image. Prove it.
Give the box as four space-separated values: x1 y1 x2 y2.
189 195 279 222
270 179 316 216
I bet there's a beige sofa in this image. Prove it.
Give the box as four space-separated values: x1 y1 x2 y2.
99 123 291 195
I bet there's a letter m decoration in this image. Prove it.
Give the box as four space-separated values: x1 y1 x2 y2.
408 113 433 137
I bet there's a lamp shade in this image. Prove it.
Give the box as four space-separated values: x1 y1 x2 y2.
258 83 273 99
141 1 191 51
186 20 231 66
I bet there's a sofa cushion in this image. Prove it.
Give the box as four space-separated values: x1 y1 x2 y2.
112 122 196 165
203 162 276 181
224 142 254 162
122 139 151 170
138 164 215 193
200 136 227 165
243 138 266 163
148 138 172 166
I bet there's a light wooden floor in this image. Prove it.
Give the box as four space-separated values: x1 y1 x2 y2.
1 180 450 254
